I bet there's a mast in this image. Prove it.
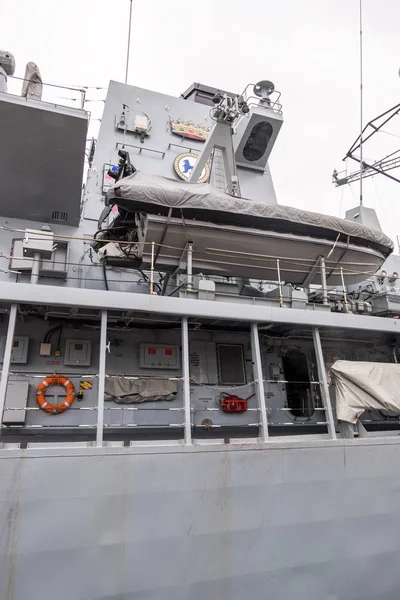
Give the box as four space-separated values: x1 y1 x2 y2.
359 0 364 206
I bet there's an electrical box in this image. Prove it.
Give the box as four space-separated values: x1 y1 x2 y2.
115 112 150 136
269 364 281 381
64 339 92 366
22 229 54 259
2 381 29 424
0 336 29 364
139 343 180 370
133 115 150 134
40 343 52 357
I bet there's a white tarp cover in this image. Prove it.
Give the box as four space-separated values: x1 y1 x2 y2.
332 360 400 424
21 62 43 100
106 172 393 256
104 376 178 403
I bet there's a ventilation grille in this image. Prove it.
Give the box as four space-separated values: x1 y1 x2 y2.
51 211 68 222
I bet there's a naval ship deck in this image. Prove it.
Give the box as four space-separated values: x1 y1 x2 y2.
0 76 400 449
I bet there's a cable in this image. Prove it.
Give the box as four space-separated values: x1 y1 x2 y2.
338 186 345 218
378 129 400 140
9 74 85 94
102 261 109 291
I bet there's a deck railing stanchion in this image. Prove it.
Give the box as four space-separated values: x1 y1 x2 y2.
96 309 108 446
320 256 328 305
312 327 337 439
251 322 269 441
276 259 283 307
181 316 192 445
0 304 17 437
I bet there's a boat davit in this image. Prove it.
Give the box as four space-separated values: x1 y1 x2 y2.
95 171 393 287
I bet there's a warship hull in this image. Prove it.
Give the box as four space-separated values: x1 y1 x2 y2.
2 439 400 600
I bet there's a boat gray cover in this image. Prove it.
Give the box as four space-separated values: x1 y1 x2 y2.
332 360 400 423
107 172 394 256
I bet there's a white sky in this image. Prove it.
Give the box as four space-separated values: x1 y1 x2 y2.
1 0 400 247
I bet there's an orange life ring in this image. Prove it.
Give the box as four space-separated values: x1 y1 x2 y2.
36 375 76 414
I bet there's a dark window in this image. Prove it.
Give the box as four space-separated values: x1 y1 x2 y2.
282 349 314 418
243 121 273 162
217 344 246 385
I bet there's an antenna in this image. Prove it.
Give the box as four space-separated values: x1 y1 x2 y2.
125 0 133 85
359 0 364 206
253 80 275 104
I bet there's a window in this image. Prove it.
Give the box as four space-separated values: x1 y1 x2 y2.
243 121 273 162
193 91 215 106
282 349 314 418
217 344 246 385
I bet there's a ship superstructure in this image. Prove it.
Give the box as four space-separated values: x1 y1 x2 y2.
2 54 400 600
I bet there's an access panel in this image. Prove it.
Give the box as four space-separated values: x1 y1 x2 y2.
0 336 29 364
64 339 92 366
139 343 180 370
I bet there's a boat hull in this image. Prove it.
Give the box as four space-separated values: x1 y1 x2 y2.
1 440 400 600
138 215 386 286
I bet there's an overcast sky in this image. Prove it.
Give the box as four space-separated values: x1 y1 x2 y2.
2 0 400 247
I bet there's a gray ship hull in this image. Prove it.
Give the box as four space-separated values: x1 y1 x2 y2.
2 439 400 600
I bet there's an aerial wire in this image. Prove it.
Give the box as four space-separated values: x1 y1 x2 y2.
125 0 133 85
359 0 364 206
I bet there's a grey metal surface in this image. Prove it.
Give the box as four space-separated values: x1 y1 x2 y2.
345 205 383 232
2 381 29 425
313 327 336 439
1 440 400 600
83 81 278 227
251 323 268 441
0 304 16 430
0 94 88 226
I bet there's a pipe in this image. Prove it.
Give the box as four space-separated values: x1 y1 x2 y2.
0 304 17 437
181 316 192 445
30 252 41 285
251 322 269 441
276 259 283 307
186 243 193 292
96 310 107 447
340 267 349 313
320 256 328 305
393 347 398 364
312 327 337 440
150 242 155 295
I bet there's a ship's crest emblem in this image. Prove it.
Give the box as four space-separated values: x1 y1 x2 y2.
170 117 211 141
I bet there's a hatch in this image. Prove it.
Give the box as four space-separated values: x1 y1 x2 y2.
282 349 314 418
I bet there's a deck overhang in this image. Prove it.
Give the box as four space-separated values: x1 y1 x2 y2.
1 282 400 334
